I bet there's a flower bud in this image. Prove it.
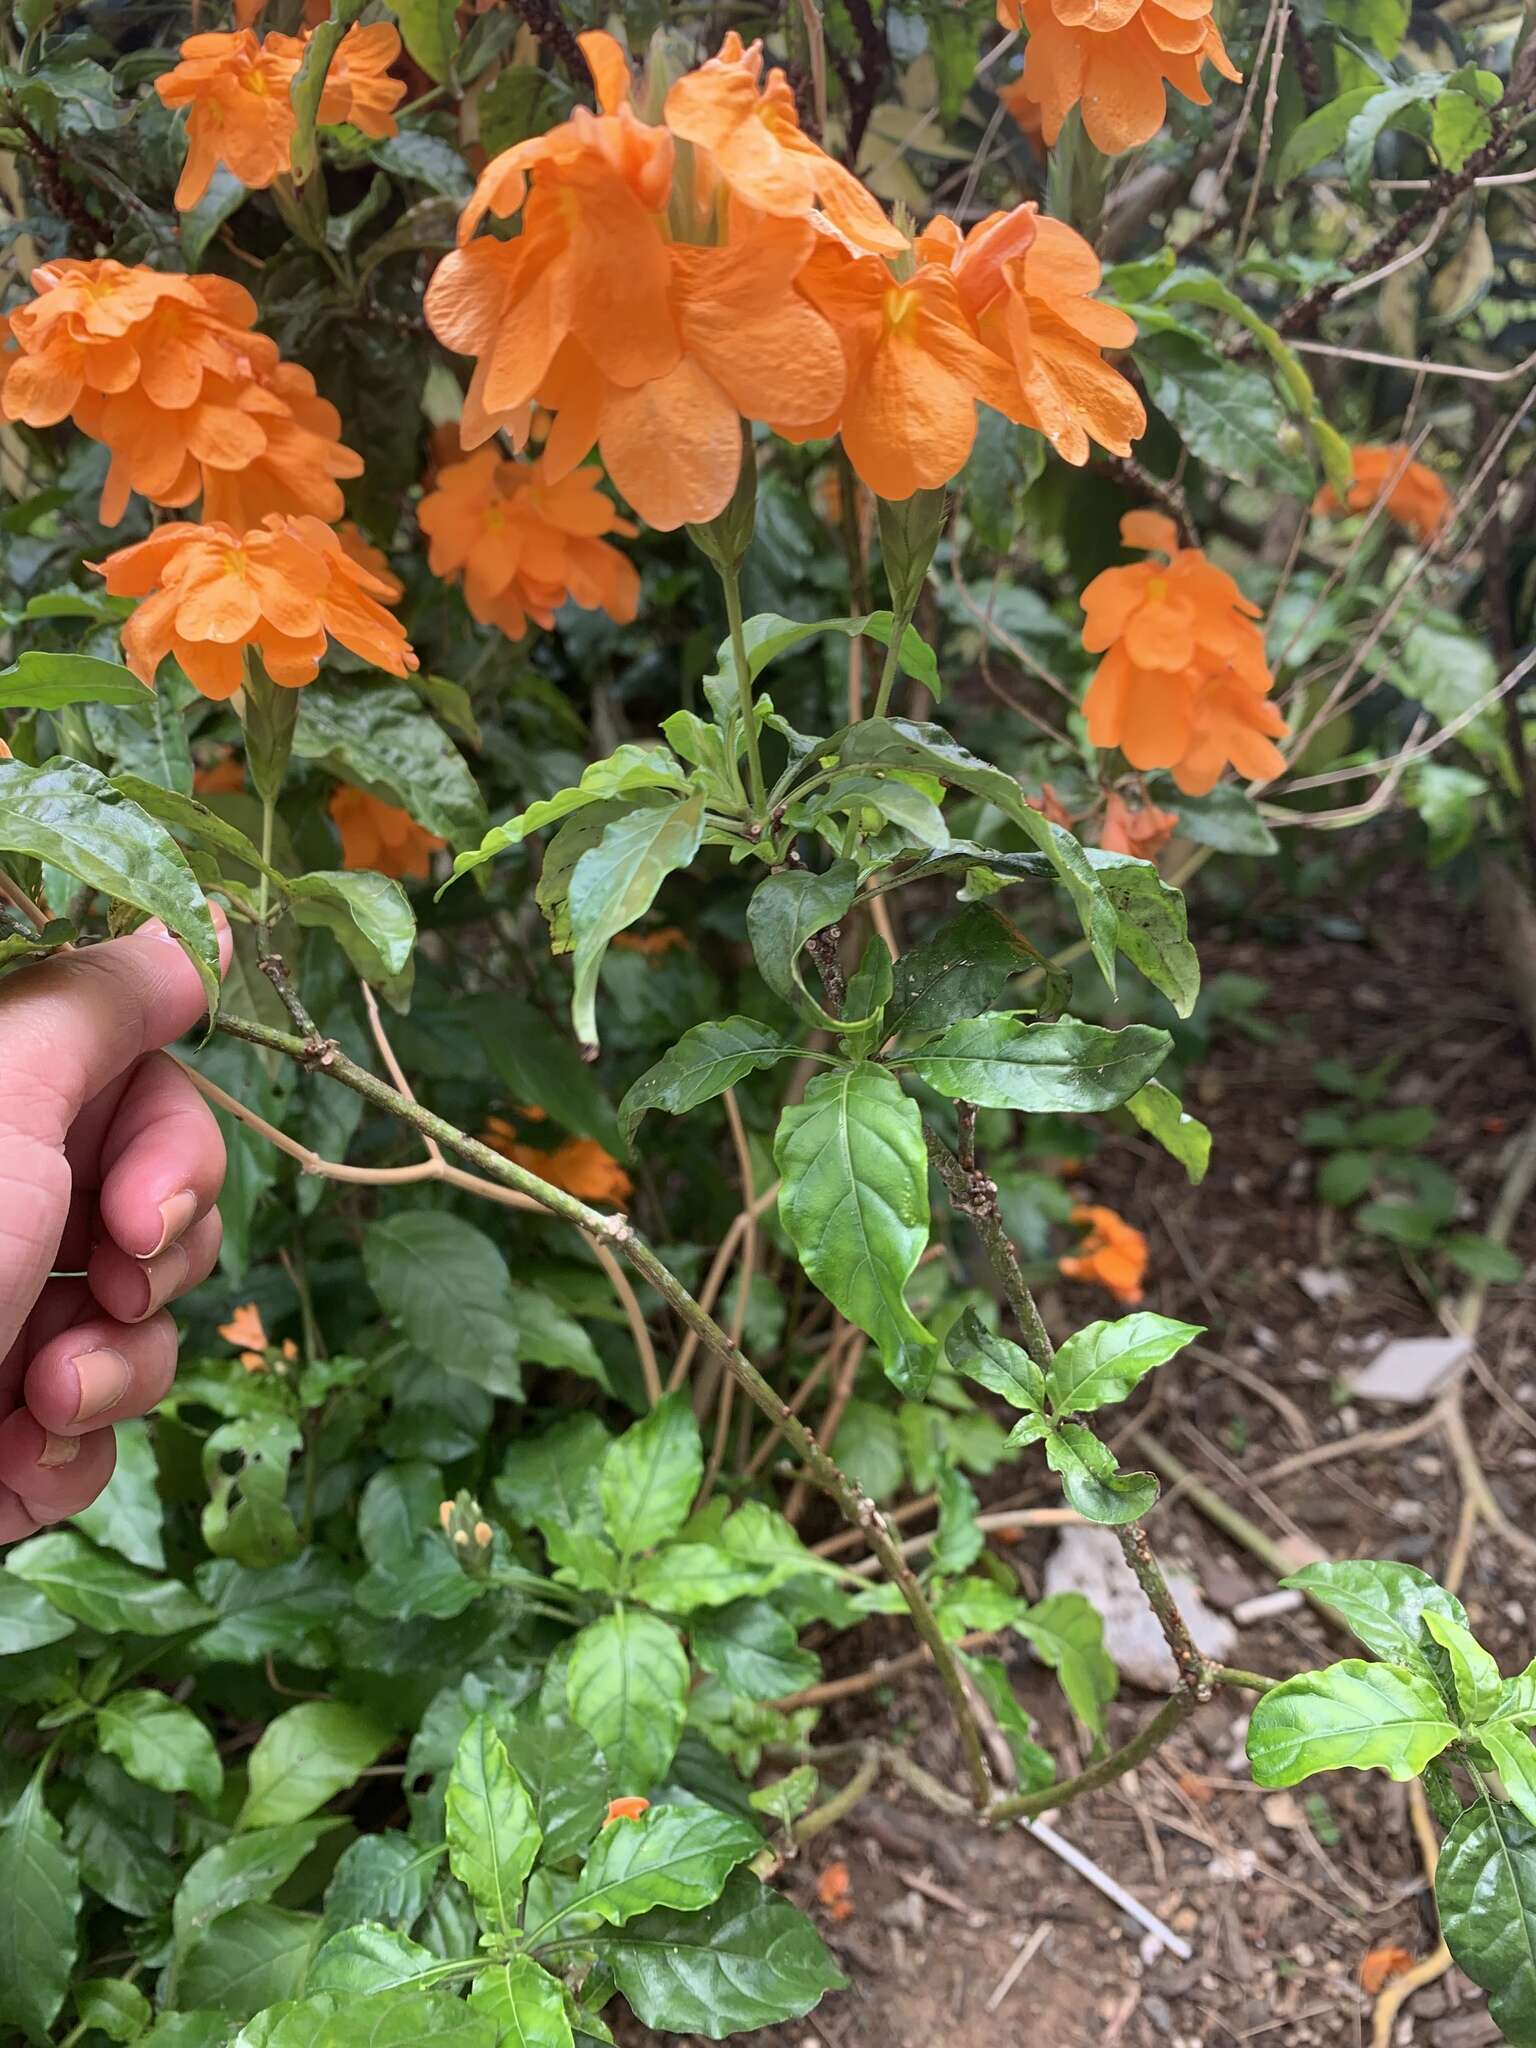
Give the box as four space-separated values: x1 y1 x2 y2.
686 422 757 571
440 1491 496 1578
876 487 945 619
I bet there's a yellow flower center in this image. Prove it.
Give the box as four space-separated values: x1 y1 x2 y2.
1144 576 1168 604
882 287 920 337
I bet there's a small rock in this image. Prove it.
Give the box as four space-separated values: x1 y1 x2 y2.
1262 1792 1304 1829
1232 1588 1304 1627
1041 1525 1238 1692
1349 1333 1472 1405
1199 1553 1259 1611
1298 1265 1353 1306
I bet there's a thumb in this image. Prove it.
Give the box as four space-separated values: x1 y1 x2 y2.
0 908 233 1152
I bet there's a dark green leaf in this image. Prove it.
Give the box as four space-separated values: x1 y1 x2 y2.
179 1905 322 2019
446 1716 541 1935
73 1977 153 2043
559 1803 760 1929
0 1769 79 2044
745 862 859 1020
363 1211 522 1400
96 1690 222 1808
912 1014 1170 1112
176 1824 338 1958
293 683 486 849
0 651 151 711
690 1601 819 1702
565 1611 689 1794
289 871 415 985
1137 332 1313 493
600 1393 703 1560
468 1957 574 2048
568 795 706 1048
620 1018 803 1143
946 1312 1047 1413
887 902 1065 1039
501 1720 610 1866
8 1531 212 1636
238 1702 390 1829
1438 1799 1536 2046
1044 1423 1159 1525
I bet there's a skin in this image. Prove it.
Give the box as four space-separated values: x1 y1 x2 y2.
0 909 230 1541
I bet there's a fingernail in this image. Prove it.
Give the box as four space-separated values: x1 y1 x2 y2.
38 1432 79 1469
72 1348 132 1423
133 1243 188 1322
144 1190 197 1259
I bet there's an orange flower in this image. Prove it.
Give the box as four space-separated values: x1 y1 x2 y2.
663 31 904 256
1 259 361 527
219 1301 269 1370
815 1860 854 1920
1100 790 1179 858
94 514 417 699
156 24 403 211
330 786 445 881
418 448 640 639
337 524 403 601
1079 510 1287 795
1030 782 1075 828
604 1796 650 1825
791 234 1016 501
917 208 1144 464
194 747 246 795
1312 445 1451 546
425 31 849 529
1000 0 1241 156
1060 1204 1147 1305
999 77 1047 153
611 926 689 957
480 1117 633 1208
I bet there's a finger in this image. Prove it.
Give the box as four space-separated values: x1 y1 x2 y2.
0 1408 116 1525
87 1209 223 1325
0 909 231 1367
25 1312 178 1434
97 1053 226 1260
0 1488 41 1546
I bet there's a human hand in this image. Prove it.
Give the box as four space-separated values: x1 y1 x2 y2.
0 911 231 1540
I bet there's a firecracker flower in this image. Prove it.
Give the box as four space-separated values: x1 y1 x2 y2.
1311 444 1452 546
1079 509 1288 796
94 514 417 699
480 1114 633 1208
156 23 404 211
1100 789 1179 858
417 447 641 640
998 0 1241 157
603 1797 650 1824
1060 1203 1148 1304
330 785 445 882
0 259 362 527
194 747 247 795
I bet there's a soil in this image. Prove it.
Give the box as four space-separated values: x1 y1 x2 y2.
658 852 1536 2048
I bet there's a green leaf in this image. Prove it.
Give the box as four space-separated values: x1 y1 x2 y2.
600 1393 703 1560
0 1769 79 2045
1438 1799 1536 2046
1274 84 1379 186
1323 0 1407 58
0 1574 75 1654
288 871 415 985
96 1690 222 1808
497 1415 609 1542
704 612 941 716
447 1716 541 1935
1432 89 1492 170
620 1017 803 1144
592 1869 843 2039
1014 1593 1117 1737
745 861 859 1017
388 0 458 82
306 1923 440 1993
74 1977 153 2043
175 1824 338 1959
946 1311 1047 1413
293 682 486 850
691 1602 819 1701
1147 777 1276 855
7 1531 212 1636
238 1702 391 1829
774 1063 933 1385
0 651 150 711
568 795 706 1049
468 1957 574 2048
0 758 220 1014
887 902 1064 1039
363 1211 522 1400
1137 332 1312 494
449 747 687 883
1044 1423 1159 1525
322 1834 435 1936
1442 1234 1523 1284
836 721 1118 990
1281 1561 1470 1673
501 1721 610 1866
1045 1313 1201 1418
750 1765 819 1826
179 1905 322 2019
1480 1725 1536 1830
912 1014 1170 1113
471 996 623 1154
1126 1081 1211 1185
932 1461 983 1575
1344 77 1446 197
1086 849 1200 1017
1422 1610 1502 1724
629 1545 780 1613
560 1804 760 1929
565 1611 689 1794
1246 1660 1458 1787
72 1418 164 1569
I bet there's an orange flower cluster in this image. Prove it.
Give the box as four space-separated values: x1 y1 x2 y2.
999 0 1241 156
1312 445 1452 546
1100 789 1179 859
218 1302 297 1370
156 23 405 210
417 448 640 641
0 258 361 527
480 1113 633 1208
425 30 1141 523
94 514 417 699
1080 511 1287 796
1059 1204 1147 1305
330 786 445 881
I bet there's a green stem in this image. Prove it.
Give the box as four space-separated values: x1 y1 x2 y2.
793 1745 882 1844
258 792 276 927
988 1693 1195 1823
211 1008 995 1811
870 600 915 720
720 559 767 818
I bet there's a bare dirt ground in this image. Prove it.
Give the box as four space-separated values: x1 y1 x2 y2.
711 856 1534 2048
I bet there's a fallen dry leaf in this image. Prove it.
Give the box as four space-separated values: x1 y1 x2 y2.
1361 1945 1416 1994
817 1859 854 1920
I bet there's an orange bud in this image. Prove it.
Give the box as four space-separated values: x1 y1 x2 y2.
439 1500 454 1531
604 1796 650 1825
